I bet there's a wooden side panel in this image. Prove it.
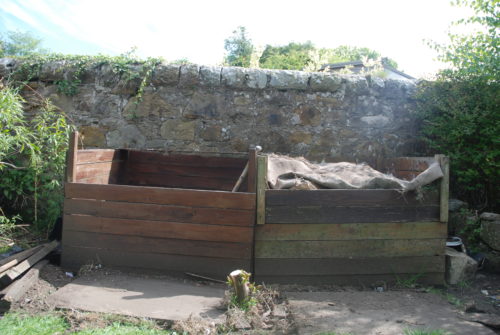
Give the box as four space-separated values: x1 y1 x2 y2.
62 183 256 278
73 149 126 184
122 150 248 191
382 157 436 180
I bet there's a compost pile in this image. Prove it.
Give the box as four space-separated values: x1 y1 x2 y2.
267 154 443 191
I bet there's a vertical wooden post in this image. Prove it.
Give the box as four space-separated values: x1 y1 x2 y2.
256 155 268 225
66 132 78 183
247 148 257 193
435 154 450 223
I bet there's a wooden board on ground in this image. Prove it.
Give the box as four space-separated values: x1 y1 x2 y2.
1 260 48 302
0 245 44 274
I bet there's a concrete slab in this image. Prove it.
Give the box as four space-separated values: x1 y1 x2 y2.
48 272 225 321
286 291 497 335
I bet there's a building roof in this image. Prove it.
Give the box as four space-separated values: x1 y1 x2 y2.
320 61 415 80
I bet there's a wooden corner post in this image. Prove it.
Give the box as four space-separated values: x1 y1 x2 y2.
435 154 450 223
256 155 268 225
66 131 78 183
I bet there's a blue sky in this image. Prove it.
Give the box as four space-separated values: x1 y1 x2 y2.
0 0 475 78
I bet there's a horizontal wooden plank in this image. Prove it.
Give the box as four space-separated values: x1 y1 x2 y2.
65 183 256 210
126 162 243 180
254 273 445 286
62 246 251 279
63 215 254 243
125 172 235 191
76 149 126 164
265 205 440 224
75 162 122 180
255 222 446 241
63 199 255 226
255 256 445 276
75 175 115 185
63 231 252 259
254 239 445 258
127 150 247 168
265 189 439 207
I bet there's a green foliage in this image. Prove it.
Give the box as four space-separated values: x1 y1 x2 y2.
76 322 174 335
0 313 68 335
0 30 48 57
226 270 259 311
224 26 254 67
403 329 450 335
0 85 73 234
416 70 500 210
259 41 316 70
458 209 482 251
395 273 424 288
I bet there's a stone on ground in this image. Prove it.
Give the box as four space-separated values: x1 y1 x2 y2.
481 212 500 251
286 291 497 335
446 247 478 284
48 272 225 322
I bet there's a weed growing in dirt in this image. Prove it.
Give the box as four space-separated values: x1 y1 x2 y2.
395 273 424 288
426 287 463 307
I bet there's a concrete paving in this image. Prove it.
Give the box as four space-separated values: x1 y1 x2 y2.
286 291 498 335
48 272 225 321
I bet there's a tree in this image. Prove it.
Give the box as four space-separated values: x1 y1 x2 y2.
224 26 254 67
416 0 499 210
0 30 48 57
259 41 315 70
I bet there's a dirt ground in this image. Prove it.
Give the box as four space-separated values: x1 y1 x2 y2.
2 262 500 334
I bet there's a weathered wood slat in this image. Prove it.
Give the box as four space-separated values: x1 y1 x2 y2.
255 239 445 258
383 157 434 172
255 256 445 275
256 155 268 225
75 162 122 180
66 132 78 182
63 215 254 243
63 232 252 259
255 222 447 241
266 189 439 207
64 199 255 226
76 149 126 164
76 175 115 185
266 205 440 224
126 162 242 180
254 273 445 286
125 172 235 191
65 183 256 210
1 260 48 302
0 246 44 274
62 246 252 279
247 149 257 193
127 150 247 168
437 155 450 223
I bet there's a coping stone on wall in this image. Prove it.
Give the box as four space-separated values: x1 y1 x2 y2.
309 72 343 92
268 69 310 90
150 64 180 86
200 66 222 86
179 64 200 87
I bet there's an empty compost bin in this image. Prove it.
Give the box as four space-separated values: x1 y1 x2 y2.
62 133 257 279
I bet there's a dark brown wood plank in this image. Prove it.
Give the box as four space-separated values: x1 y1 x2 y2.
254 273 445 286
265 205 440 224
0 246 43 273
265 189 439 207
127 150 247 168
256 155 268 225
65 183 256 210
63 215 254 243
76 149 126 164
255 256 445 276
383 157 434 172
125 172 235 191
1 260 48 302
63 231 252 259
254 239 445 258
255 222 447 241
75 162 121 180
63 198 255 226
126 161 243 180
61 246 252 279
76 175 114 185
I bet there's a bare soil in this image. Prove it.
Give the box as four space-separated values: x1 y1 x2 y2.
2 262 500 334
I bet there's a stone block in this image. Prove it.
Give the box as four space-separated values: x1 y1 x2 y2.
445 247 478 285
79 126 106 147
221 67 246 88
199 66 221 86
0 58 17 77
150 64 180 86
160 119 196 140
200 125 222 141
179 64 200 87
269 70 309 90
106 124 146 148
294 105 321 126
480 212 500 251
483 250 500 273
309 72 342 92
244 68 268 89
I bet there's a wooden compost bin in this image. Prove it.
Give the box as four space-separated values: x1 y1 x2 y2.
254 155 449 285
62 133 257 278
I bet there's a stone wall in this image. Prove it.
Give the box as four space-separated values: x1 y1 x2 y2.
0 58 420 164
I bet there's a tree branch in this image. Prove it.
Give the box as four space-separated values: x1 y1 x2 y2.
0 162 27 170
